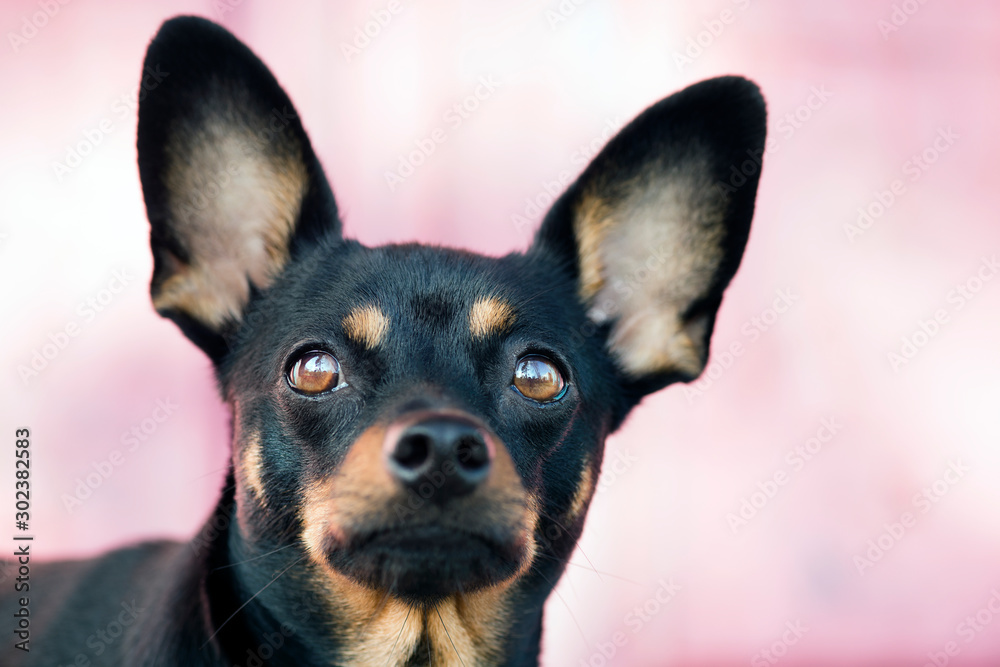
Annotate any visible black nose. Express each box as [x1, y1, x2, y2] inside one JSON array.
[[385, 417, 493, 503]]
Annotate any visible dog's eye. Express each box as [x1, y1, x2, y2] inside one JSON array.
[[288, 350, 341, 395], [512, 355, 566, 402]]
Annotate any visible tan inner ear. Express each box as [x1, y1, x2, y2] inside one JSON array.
[[153, 104, 309, 331], [573, 160, 726, 379]]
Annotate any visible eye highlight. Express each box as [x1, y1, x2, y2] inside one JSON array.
[[512, 355, 566, 403], [287, 350, 341, 395]]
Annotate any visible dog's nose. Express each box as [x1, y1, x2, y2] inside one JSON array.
[[385, 416, 493, 503]]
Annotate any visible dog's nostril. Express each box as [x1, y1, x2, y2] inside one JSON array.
[[385, 416, 495, 502], [455, 435, 489, 472], [393, 433, 431, 470]]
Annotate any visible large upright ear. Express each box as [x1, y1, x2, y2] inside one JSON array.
[[532, 76, 766, 395], [137, 16, 338, 359]]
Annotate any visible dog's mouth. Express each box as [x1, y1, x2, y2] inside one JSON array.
[[320, 521, 531, 603], [298, 410, 539, 603]]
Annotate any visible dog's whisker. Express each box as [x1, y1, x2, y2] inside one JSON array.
[[383, 604, 411, 667], [534, 508, 605, 584], [435, 606, 466, 667], [531, 551, 644, 587], [535, 569, 591, 653], [200, 555, 306, 649], [564, 565, 581, 601], [189, 465, 232, 482], [210, 543, 297, 571]]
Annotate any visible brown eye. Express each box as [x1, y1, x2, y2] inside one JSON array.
[[512, 355, 566, 402], [288, 350, 341, 395]]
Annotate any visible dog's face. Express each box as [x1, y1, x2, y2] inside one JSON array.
[[137, 16, 764, 661], [226, 243, 609, 597]]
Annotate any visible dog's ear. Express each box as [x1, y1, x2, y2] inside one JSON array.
[[532, 76, 766, 396], [137, 16, 338, 359]]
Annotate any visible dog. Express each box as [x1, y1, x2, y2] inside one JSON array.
[[6, 15, 765, 667]]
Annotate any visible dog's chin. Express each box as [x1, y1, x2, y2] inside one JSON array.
[[322, 524, 529, 604]]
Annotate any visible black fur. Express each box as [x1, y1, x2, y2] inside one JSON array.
[[4, 16, 766, 666]]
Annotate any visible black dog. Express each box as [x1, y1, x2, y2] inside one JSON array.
[[7, 16, 765, 666]]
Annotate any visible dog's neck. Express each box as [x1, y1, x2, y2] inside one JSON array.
[[199, 480, 553, 666]]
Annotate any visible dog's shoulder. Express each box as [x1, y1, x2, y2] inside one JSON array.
[[2, 540, 228, 666]]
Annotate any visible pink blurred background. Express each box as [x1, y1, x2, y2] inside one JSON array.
[[2, 0, 999, 665]]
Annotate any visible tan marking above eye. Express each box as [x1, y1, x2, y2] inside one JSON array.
[[288, 350, 340, 394], [512, 355, 566, 402], [469, 296, 515, 338], [342, 304, 389, 349]]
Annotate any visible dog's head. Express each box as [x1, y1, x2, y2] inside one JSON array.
[[137, 15, 764, 661]]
